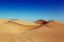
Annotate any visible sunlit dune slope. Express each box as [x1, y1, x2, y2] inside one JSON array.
[[44, 20, 64, 29], [9, 20, 39, 25], [0, 18, 8, 24], [0, 19, 64, 42], [16, 20, 64, 42], [0, 20, 64, 42], [0, 19, 40, 33]]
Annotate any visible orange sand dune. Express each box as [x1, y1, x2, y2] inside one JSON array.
[[0, 18, 64, 42]]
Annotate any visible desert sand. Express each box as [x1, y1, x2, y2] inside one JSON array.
[[0, 18, 64, 42]]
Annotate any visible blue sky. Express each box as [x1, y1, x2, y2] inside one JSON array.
[[0, 0, 64, 21]]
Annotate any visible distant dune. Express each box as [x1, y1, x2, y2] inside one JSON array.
[[0, 18, 64, 42]]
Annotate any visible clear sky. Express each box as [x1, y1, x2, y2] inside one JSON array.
[[0, 0, 64, 21]]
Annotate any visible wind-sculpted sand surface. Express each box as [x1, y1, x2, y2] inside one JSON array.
[[0, 18, 64, 42]]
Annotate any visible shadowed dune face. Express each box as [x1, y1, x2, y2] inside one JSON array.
[[10, 19, 18, 20], [34, 19, 49, 25]]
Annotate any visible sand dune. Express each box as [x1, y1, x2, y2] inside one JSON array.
[[0, 19, 64, 42], [44, 20, 64, 29], [0, 19, 40, 33], [9, 20, 39, 25], [0, 18, 8, 24]]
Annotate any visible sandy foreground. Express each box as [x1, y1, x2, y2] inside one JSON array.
[[0, 18, 64, 42]]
